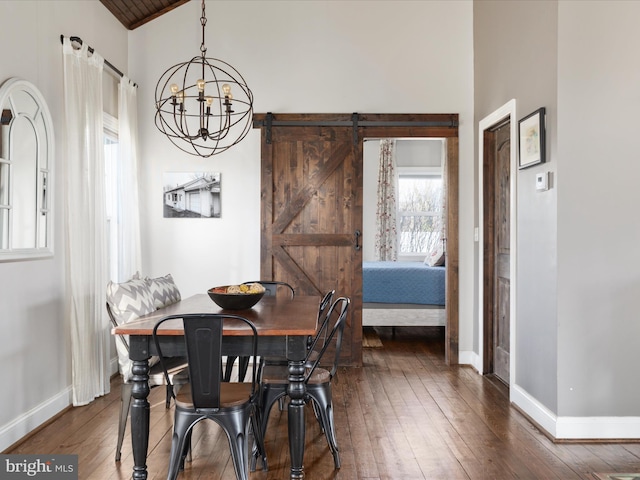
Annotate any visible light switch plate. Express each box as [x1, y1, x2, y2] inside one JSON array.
[[536, 172, 549, 191]]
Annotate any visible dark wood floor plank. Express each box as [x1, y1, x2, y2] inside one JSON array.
[[327, 372, 362, 478], [363, 347, 435, 479], [583, 443, 640, 474], [346, 362, 388, 479], [380, 342, 470, 479]]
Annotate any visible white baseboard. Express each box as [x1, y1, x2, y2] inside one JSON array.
[[512, 384, 640, 440], [0, 387, 72, 452], [458, 349, 481, 372], [555, 416, 640, 439], [456, 361, 640, 440], [110, 356, 119, 376], [511, 384, 559, 436], [1, 358, 121, 452]]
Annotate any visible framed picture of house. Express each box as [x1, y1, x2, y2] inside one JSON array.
[[163, 172, 221, 218], [518, 107, 546, 169]]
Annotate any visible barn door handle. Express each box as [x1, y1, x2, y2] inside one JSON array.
[[354, 230, 361, 251]]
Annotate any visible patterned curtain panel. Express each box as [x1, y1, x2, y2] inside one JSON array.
[[374, 139, 397, 261]]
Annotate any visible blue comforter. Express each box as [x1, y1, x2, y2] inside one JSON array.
[[363, 261, 445, 305]]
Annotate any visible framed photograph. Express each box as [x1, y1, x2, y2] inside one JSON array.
[[518, 107, 546, 169], [163, 172, 221, 218]]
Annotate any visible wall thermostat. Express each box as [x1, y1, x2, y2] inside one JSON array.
[[536, 172, 549, 191]]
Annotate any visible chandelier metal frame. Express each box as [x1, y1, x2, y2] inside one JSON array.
[[154, 0, 254, 157]]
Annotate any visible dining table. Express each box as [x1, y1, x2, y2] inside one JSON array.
[[111, 292, 320, 480]]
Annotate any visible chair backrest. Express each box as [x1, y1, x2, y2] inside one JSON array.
[[244, 280, 295, 299], [106, 301, 129, 354], [308, 289, 335, 350], [318, 289, 335, 321], [153, 313, 259, 409], [305, 296, 350, 382]]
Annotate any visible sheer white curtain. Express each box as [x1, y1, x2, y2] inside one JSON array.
[[62, 37, 110, 406], [374, 139, 397, 261], [117, 77, 142, 282]]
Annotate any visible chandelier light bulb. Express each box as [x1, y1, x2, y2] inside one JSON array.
[[222, 83, 231, 97], [206, 96, 213, 106], [176, 90, 185, 103], [196, 79, 206, 92], [170, 83, 179, 95]]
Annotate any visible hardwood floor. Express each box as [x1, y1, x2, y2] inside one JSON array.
[[7, 326, 640, 479]]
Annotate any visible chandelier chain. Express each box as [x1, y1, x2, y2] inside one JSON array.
[[200, 0, 207, 56]]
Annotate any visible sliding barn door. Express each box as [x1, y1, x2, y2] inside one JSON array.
[[256, 118, 363, 366]]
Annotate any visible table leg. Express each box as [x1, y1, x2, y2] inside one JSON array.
[[287, 359, 306, 479], [130, 358, 150, 480]]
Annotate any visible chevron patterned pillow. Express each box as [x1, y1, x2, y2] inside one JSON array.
[[106, 277, 156, 325], [106, 276, 157, 382], [146, 274, 181, 309]]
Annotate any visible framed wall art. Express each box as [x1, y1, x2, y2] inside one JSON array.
[[163, 172, 221, 218], [518, 107, 546, 169]]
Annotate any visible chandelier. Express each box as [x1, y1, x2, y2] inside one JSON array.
[[154, 0, 254, 158]]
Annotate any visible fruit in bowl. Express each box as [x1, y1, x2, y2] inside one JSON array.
[[207, 283, 266, 310]]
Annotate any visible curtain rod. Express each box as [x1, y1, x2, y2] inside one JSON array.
[[60, 35, 137, 87]]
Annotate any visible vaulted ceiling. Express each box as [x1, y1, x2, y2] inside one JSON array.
[[99, 0, 190, 30]]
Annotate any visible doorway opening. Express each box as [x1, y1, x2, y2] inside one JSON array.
[[362, 138, 447, 334], [253, 113, 460, 365]]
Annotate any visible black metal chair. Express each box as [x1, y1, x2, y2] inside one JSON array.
[[256, 296, 350, 470], [258, 289, 335, 411], [224, 281, 295, 382], [106, 302, 188, 462], [153, 313, 267, 480]]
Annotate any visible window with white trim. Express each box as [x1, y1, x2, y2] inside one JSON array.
[[397, 166, 443, 258]]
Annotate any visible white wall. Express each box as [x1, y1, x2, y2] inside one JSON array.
[[557, 1, 640, 418], [475, 0, 640, 439], [0, 1, 127, 451], [130, 0, 476, 353]]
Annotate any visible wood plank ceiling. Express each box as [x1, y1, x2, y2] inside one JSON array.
[[99, 0, 190, 30]]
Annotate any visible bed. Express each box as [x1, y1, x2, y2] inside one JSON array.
[[362, 261, 446, 328]]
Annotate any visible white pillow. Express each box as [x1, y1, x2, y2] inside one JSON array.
[[106, 276, 156, 325], [424, 234, 445, 267]]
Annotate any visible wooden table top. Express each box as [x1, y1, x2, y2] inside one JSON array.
[[112, 293, 320, 337]]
